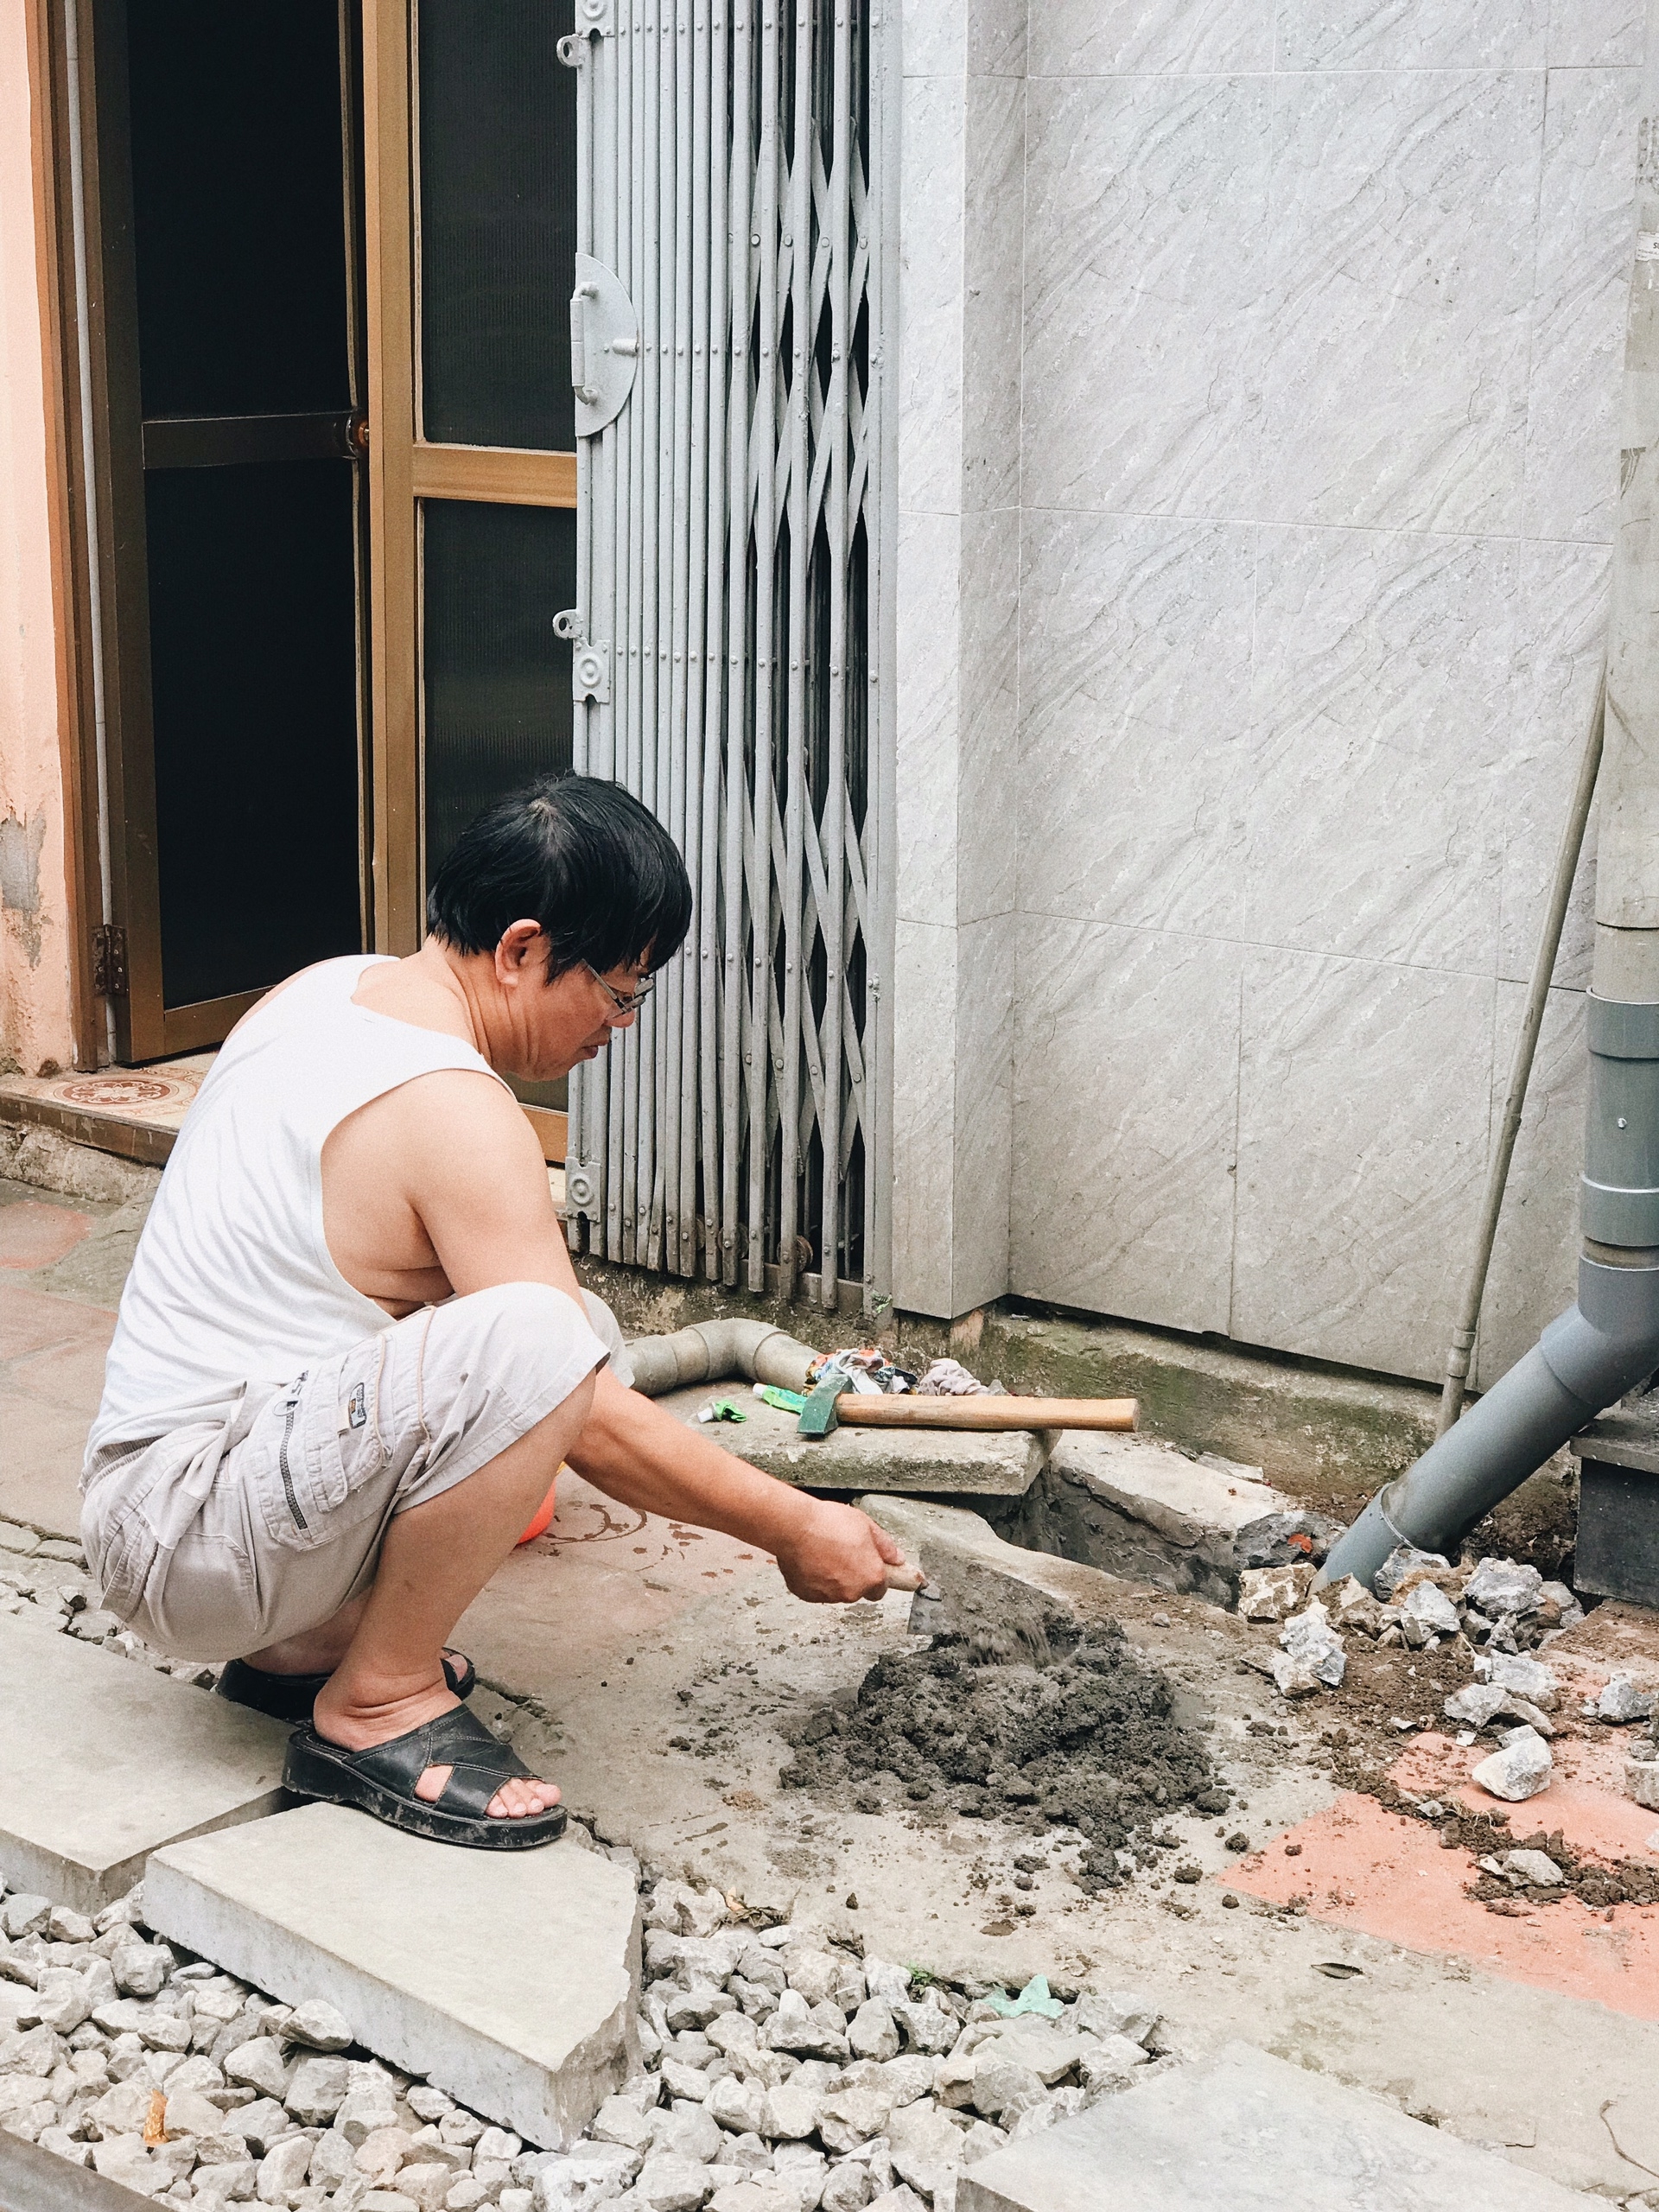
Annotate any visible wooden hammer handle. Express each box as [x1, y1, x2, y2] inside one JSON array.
[[837, 1395, 1139, 1433]]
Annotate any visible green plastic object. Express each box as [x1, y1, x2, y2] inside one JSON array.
[[983, 1974, 1064, 2020], [756, 1385, 808, 1414], [705, 1396, 747, 1423], [797, 1374, 850, 1438]]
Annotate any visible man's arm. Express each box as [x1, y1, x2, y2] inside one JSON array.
[[394, 1075, 907, 1602]]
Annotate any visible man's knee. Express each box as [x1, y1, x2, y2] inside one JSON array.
[[425, 1281, 607, 1414]]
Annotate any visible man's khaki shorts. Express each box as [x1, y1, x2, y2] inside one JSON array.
[[80, 1282, 613, 1663]]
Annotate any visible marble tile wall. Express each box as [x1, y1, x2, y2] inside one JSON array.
[[1004, 3, 1643, 1382], [890, 0, 1026, 1317]]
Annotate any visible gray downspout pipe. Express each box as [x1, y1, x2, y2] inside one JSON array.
[[1320, 24, 1659, 1590], [626, 1318, 822, 1397]]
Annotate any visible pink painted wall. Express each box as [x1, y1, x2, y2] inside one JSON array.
[[0, 7, 77, 1077]]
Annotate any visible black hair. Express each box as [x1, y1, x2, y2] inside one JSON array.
[[425, 774, 693, 978]]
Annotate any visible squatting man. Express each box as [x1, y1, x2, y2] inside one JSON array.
[[82, 776, 912, 1848]]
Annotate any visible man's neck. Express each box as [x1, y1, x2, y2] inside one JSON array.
[[357, 942, 500, 1061]]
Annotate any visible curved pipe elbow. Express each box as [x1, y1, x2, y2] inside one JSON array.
[[1319, 1255, 1659, 1592], [625, 1318, 819, 1397]]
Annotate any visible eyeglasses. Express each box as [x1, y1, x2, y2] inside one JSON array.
[[584, 961, 655, 1016]]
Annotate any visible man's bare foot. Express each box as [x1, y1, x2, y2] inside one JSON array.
[[312, 1670, 561, 1821]]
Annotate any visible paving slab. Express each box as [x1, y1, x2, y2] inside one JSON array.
[[0, 1611, 289, 1910], [996, 1431, 1298, 1607], [856, 1493, 1132, 1641], [657, 1384, 1047, 1494], [144, 1802, 642, 2149], [957, 2042, 1599, 2211]]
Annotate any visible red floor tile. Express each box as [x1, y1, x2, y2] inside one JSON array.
[[0, 1202, 92, 1272], [1228, 1727, 1659, 2018]]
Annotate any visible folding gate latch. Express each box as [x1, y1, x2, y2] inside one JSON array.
[[569, 253, 638, 438], [554, 608, 611, 703]]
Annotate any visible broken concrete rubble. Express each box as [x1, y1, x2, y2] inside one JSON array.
[[1278, 1601, 1345, 1688], [1471, 1726, 1553, 1803], [1236, 1564, 1312, 1622]]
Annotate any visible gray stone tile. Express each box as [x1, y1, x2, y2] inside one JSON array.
[[1231, 949, 1494, 1381], [899, 75, 966, 518], [1274, 0, 1546, 71], [1476, 982, 1586, 1388], [958, 2039, 1601, 2210], [1258, 71, 1541, 534], [1030, 0, 1272, 76], [970, 0, 1028, 76], [1009, 916, 1241, 1335], [1524, 65, 1638, 545], [963, 73, 1026, 516], [1497, 539, 1607, 990], [893, 918, 960, 1315], [958, 506, 1021, 927], [903, 0, 966, 74], [1243, 524, 1516, 972], [1022, 75, 1272, 519], [0, 1612, 288, 1911], [1019, 512, 1253, 938], [950, 916, 1016, 1311], [145, 1803, 641, 2151], [897, 508, 963, 929], [1548, 0, 1644, 64]]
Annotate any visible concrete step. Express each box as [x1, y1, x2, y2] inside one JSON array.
[[0, 1611, 288, 1910], [143, 1801, 641, 2150], [658, 1384, 1046, 1494], [957, 2042, 1599, 2211]]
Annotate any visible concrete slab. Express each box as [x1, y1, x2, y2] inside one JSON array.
[[994, 1432, 1297, 1608], [856, 1493, 1132, 1641], [957, 2042, 1599, 2211], [657, 1385, 1046, 1494], [144, 1802, 641, 2150], [0, 1611, 289, 1910]]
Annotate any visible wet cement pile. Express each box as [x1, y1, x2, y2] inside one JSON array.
[[779, 1615, 1229, 1881]]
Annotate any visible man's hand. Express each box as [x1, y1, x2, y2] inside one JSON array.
[[772, 1499, 906, 1603]]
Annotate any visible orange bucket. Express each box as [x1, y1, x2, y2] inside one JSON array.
[[516, 1467, 563, 1546]]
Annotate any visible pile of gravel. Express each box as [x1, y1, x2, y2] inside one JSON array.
[[778, 1619, 1229, 1889], [0, 1522, 214, 1688], [1, 1866, 1168, 2211]]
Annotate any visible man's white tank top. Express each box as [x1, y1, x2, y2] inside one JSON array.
[[86, 956, 509, 1466]]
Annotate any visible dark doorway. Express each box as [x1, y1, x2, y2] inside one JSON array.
[[90, 0, 367, 1057]]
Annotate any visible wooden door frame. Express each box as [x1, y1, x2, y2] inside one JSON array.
[[362, 0, 574, 1159], [40, 0, 372, 1064]]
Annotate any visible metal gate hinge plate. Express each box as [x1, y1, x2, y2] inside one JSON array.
[[92, 924, 127, 999], [570, 253, 639, 438]]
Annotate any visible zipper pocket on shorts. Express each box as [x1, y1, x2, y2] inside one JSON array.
[[278, 1376, 309, 1533]]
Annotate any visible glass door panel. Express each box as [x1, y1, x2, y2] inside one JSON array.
[[415, 0, 577, 450], [420, 499, 575, 880]]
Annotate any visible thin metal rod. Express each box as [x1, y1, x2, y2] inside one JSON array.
[[721, 0, 753, 1288], [776, 0, 812, 1303], [697, 0, 731, 1281], [1436, 664, 1607, 1434], [746, 0, 781, 1294], [817, 0, 852, 1306]]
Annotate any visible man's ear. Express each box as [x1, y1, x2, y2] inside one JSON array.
[[494, 919, 546, 984]]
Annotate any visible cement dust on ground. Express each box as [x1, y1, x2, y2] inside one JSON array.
[[459, 1507, 1659, 2201]]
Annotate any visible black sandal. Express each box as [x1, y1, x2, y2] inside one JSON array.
[[216, 1649, 476, 1723], [283, 1705, 567, 1849]]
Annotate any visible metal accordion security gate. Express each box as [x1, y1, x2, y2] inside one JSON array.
[[557, 0, 895, 1312]]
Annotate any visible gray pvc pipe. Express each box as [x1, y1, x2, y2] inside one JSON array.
[[1323, 1256, 1659, 1587], [626, 1317, 819, 1397]]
